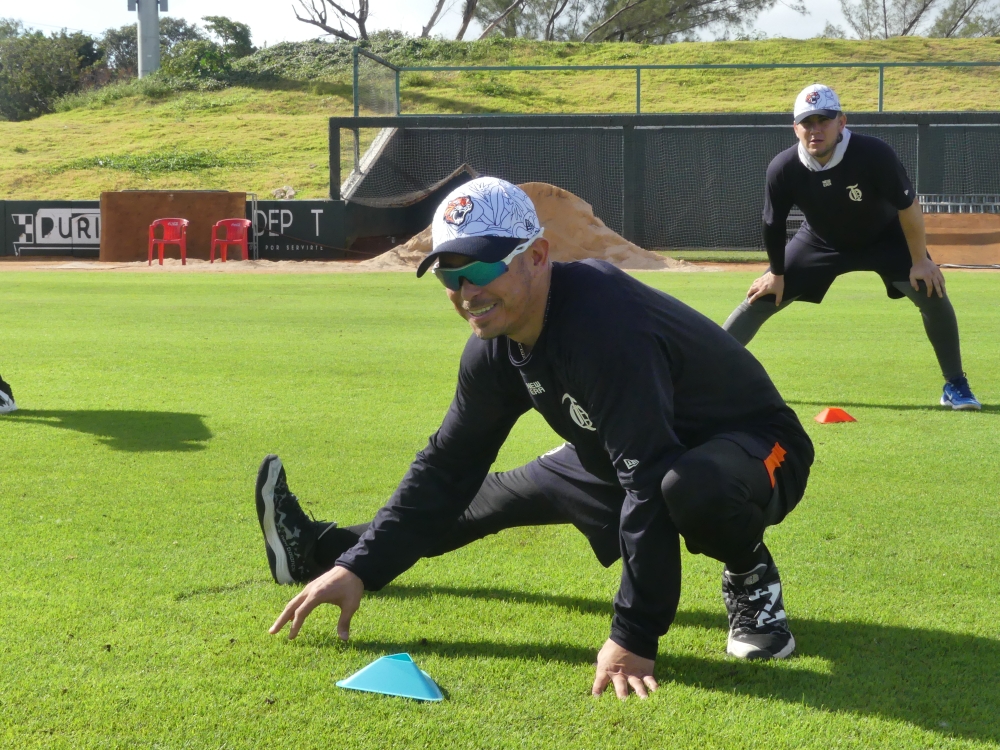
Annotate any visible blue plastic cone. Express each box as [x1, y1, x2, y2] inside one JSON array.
[[336, 653, 444, 701]]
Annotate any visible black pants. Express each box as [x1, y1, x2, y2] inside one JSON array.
[[313, 438, 805, 576], [723, 227, 965, 381]]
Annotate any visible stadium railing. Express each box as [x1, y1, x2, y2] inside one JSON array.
[[353, 50, 1000, 116]]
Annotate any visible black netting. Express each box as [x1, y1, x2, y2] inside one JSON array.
[[637, 125, 917, 249], [336, 118, 997, 249], [637, 126, 792, 249], [937, 126, 1000, 194], [343, 127, 625, 233], [356, 53, 396, 116]]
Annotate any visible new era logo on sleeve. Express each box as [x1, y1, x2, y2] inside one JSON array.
[[525, 381, 545, 395], [623, 458, 639, 470]]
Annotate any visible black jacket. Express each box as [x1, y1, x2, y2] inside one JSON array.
[[337, 260, 812, 657]]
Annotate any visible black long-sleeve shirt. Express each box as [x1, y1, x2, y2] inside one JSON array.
[[763, 133, 916, 274], [337, 259, 811, 658]]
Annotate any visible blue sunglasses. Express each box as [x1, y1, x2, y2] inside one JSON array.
[[431, 231, 542, 291]]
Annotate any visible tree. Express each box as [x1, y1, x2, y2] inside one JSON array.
[[101, 23, 139, 77], [456, 0, 479, 39], [159, 16, 205, 51], [841, 0, 935, 37], [161, 39, 230, 78], [926, 0, 1000, 34], [0, 28, 103, 120], [293, 0, 369, 41], [580, 0, 787, 43], [422, 0, 450, 36], [470, 0, 782, 41], [473, 0, 532, 37], [816, 20, 848, 36], [0, 18, 23, 40], [202, 15, 256, 58]]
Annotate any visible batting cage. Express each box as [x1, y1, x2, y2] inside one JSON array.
[[330, 113, 1000, 251]]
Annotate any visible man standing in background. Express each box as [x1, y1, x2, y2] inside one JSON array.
[[723, 84, 981, 411]]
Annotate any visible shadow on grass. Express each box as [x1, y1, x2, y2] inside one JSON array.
[[341, 586, 1000, 741], [4, 409, 212, 451], [788, 399, 999, 414], [373, 583, 612, 617]]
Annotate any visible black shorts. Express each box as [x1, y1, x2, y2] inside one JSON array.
[[521, 436, 810, 566], [779, 224, 917, 303]]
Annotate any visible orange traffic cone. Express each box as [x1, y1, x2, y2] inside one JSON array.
[[815, 407, 856, 424]]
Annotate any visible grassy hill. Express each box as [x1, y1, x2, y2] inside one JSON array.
[[2, 36, 1000, 200]]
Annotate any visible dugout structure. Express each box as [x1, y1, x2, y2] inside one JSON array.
[[329, 112, 1000, 251]]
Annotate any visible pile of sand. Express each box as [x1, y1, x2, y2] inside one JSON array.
[[359, 182, 693, 272]]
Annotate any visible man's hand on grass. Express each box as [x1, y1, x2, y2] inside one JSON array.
[[747, 271, 785, 306], [592, 638, 658, 700], [269, 565, 364, 641], [910, 257, 946, 298]]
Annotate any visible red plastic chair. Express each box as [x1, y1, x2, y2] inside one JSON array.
[[210, 218, 252, 263], [148, 218, 189, 266]]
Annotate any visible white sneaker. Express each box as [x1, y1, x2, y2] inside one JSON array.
[[0, 391, 16, 414]]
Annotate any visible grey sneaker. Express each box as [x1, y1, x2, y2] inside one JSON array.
[[722, 552, 795, 660], [255, 455, 327, 584]]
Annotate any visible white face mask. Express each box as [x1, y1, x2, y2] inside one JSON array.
[[797, 127, 852, 172]]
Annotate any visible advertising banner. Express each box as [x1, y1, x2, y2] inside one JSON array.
[[2, 200, 348, 259], [249, 201, 346, 259], [4, 201, 101, 257]]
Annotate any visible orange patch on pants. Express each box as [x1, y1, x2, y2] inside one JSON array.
[[764, 442, 787, 488]]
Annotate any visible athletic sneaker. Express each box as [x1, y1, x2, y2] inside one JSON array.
[[941, 375, 982, 411], [723, 553, 795, 660], [255, 454, 334, 585], [0, 377, 16, 414]]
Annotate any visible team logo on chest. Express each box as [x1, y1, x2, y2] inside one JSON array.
[[847, 184, 863, 202], [562, 393, 596, 431]]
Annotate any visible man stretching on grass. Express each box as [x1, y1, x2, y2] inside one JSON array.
[[723, 84, 981, 410], [261, 177, 814, 699]]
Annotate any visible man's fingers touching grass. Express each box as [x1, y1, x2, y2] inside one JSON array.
[[269, 591, 308, 637]]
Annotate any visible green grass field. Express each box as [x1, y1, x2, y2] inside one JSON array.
[[0, 268, 997, 748]]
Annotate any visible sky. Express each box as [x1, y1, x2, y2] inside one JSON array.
[[0, 0, 851, 44]]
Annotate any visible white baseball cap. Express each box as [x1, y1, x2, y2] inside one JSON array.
[[793, 84, 843, 124], [416, 177, 542, 278]]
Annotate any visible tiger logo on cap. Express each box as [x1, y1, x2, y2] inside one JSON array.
[[443, 196, 473, 226], [806, 91, 821, 105]]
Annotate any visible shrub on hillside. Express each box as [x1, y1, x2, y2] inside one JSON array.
[[161, 39, 231, 80]]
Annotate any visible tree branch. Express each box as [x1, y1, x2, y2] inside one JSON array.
[[583, 0, 652, 42], [293, 0, 358, 41], [456, 0, 478, 39], [478, 0, 528, 38], [545, 0, 571, 40], [943, 0, 981, 35], [422, 0, 449, 37], [899, 0, 940, 34]]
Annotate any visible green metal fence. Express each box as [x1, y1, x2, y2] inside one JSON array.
[[352, 47, 1000, 115]]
